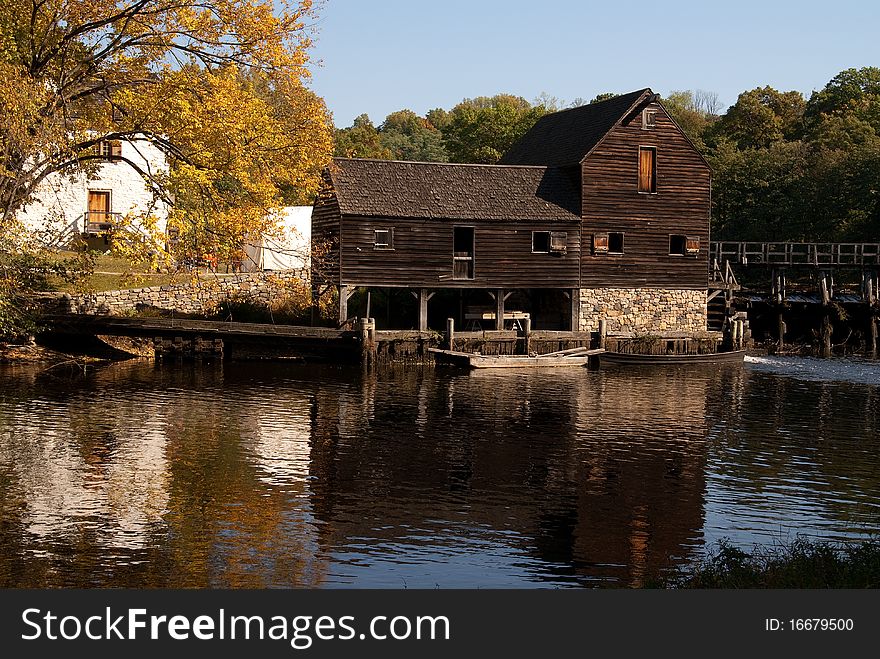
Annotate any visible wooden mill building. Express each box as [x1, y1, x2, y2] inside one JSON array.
[[312, 88, 711, 334]]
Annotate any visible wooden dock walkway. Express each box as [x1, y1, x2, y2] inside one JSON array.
[[711, 241, 880, 268]]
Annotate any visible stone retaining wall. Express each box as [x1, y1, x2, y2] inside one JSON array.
[[579, 288, 707, 333], [65, 271, 307, 315]]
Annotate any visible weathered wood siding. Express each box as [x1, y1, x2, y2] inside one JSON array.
[[338, 216, 581, 288], [580, 100, 711, 289], [311, 182, 341, 286]]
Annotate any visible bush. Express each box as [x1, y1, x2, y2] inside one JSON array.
[[659, 538, 880, 588]]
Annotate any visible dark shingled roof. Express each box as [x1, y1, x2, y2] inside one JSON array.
[[330, 158, 581, 222], [499, 89, 650, 166]]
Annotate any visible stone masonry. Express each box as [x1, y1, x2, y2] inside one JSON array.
[[64, 271, 307, 315], [579, 288, 707, 334]]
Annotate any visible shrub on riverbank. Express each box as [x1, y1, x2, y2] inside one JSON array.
[[662, 538, 880, 588]]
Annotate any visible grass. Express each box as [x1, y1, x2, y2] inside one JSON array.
[[46, 251, 207, 293], [659, 538, 880, 588]]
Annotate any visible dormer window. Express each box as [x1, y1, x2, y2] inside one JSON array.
[[642, 109, 657, 129]]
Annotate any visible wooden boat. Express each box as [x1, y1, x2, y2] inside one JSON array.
[[429, 347, 604, 369], [599, 349, 746, 366]]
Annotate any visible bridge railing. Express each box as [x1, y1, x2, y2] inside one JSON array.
[[711, 242, 880, 267]]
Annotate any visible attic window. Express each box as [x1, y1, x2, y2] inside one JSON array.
[[638, 146, 656, 193], [642, 109, 657, 129], [374, 228, 393, 250], [99, 140, 122, 161]]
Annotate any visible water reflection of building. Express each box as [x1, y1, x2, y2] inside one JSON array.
[[0, 362, 329, 587], [307, 367, 712, 587], [0, 395, 169, 550]]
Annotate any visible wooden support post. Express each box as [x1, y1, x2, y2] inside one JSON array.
[[446, 317, 455, 351], [570, 288, 581, 332], [495, 288, 505, 331], [598, 318, 607, 349], [338, 285, 352, 326], [822, 313, 833, 359], [820, 271, 832, 306], [871, 316, 878, 360], [418, 288, 429, 331], [864, 271, 876, 305], [777, 308, 786, 353], [773, 269, 786, 305], [522, 316, 532, 355], [820, 271, 832, 358], [359, 317, 376, 368]]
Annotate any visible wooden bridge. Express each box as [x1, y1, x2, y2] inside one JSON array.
[[710, 242, 880, 268], [707, 242, 879, 357]]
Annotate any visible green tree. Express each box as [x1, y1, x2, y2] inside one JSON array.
[[379, 110, 448, 162], [334, 115, 392, 159], [713, 86, 806, 149], [805, 67, 880, 132], [441, 94, 547, 164], [662, 90, 721, 150]]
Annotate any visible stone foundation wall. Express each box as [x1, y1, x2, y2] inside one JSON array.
[[65, 270, 307, 315], [578, 288, 707, 333]]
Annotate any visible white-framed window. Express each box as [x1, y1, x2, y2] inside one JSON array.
[[642, 109, 657, 129]]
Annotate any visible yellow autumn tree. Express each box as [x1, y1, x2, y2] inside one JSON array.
[[0, 0, 332, 267]]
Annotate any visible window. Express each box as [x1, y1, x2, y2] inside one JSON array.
[[593, 232, 624, 255], [669, 234, 699, 256], [532, 231, 550, 253], [99, 140, 122, 161], [374, 228, 393, 250], [638, 146, 656, 193], [608, 232, 625, 254], [550, 231, 567, 254], [453, 226, 474, 280], [532, 231, 567, 254], [642, 109, 657, 129]]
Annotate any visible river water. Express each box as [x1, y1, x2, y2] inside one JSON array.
[[0, 356, 877, 588]]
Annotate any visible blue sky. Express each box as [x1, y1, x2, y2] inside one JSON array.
[[308, 0, 879, 128]]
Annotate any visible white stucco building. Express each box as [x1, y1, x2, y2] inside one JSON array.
[[17, 135, 170, 248]]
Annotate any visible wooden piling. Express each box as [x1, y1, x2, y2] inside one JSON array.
[[777, 309, 786, 353], [446, 317, 455, 351], [820, 272, 833, 358], [522, 316, 532, 355], [598, 318, 607, 349], [871, 315, 878, 360], [359, 317, 376, 368]]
